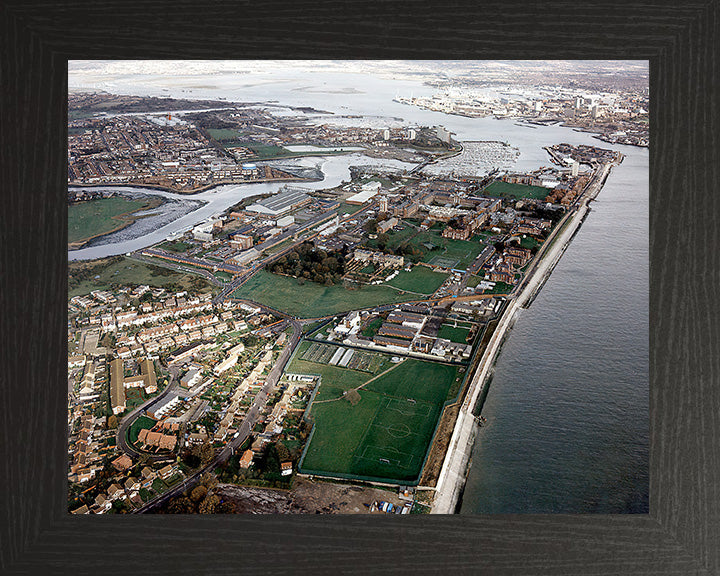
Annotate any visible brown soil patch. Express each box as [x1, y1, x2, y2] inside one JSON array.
[[215, 477, 407, 514], [419, 403, 460, 487]]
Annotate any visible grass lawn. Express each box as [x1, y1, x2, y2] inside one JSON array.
[[304, 320, 331, 337], [338, 202, 364, 216], [484, 281, 514, 294], [361, 317, 384, 338], [466, 275, 486, 288], [438, 324, 471, 344], [125, 387, 149, 410], [231, 270, 428, 318], [365, 225, 417, 251], [165, 473, 184, 487], [151, 478, 168, 494], [127, 415, 157, 445], [68, 197, 150, 245], [299, 359, 460, 483], [263, 238, 294, 255], [385, 266, 447, 295], [518, 236, 542, 250], [68, 257, 213, 300], [207, 128, 248, 141], [286, 341, 390, 401], [160, 240, 193, 253], [482, 180, 549, 200]]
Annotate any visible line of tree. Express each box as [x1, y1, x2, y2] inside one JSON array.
[[269, 241, 348, 286], [163, 473, 236, 514]]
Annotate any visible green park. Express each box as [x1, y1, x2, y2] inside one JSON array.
[[482, 180, 550, 200], [231, 269, 442, 318]]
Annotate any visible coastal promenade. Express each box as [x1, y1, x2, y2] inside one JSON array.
[[431, 161, 615, 513]]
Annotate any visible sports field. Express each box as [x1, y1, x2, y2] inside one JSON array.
[[298, 357, 461, 483], [482, 180, 549, 200], [231, 270, 427, 318], [68, 197, 150, 245], [385, 266, 447, 295]]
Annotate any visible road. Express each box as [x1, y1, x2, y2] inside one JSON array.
[[133, 318, 302, 513]]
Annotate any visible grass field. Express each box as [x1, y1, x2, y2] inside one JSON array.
[[412, 231, 485, 269], [159, 240, 193, 253], [518, 236, 542, 250], [299, 358, 460, 483], [127, 415, 157, 445], [68, 197, 150, 245], [365, 225, 417, 251], [385, 266, 447, 295], [287, 341, 391, 401], [68, 257, 213, 300], [482, 180, 549, 200], [337, 202, 364, 216], [438, 324, 471, 344], [231, 270, 427, 318], [207, 130, 290, 158], [361, 317, 384, 338], [206, 128, 248, 141], [484, 281, 514, 294]]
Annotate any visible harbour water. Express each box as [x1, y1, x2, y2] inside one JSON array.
[[69, 63, 648, 513], [460, 149, 649, 513]]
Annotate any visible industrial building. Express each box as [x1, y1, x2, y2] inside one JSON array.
[[245, 186, 311, 215], [230, 234, 253, 251], [346, 181, 382, 205]]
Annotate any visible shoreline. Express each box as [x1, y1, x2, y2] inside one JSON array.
[[68, 173, 317, 196], [431, 162, 615, 514]]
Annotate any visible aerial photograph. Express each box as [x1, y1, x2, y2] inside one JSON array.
[[67, 60, 648, 515]]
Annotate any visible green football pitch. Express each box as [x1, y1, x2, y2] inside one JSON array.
[[297, 356, 461, 483]]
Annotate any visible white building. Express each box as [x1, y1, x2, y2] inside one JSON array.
[[192, 224, 214, 242], [276, 215, 295, 228], [333, 311, 361, 335]]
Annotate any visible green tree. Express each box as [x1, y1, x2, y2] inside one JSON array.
[[217, 500, 237, 514], [276, 442, 290, 462], [190, 485, 208, 503], [167, 495, 195, 514], [198, 493, 220, 514], [200, 472, 218, 490], [199, 441, 215, 465]]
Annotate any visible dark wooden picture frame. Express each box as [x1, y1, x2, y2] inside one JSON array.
[[2, 1, 718, 574]]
